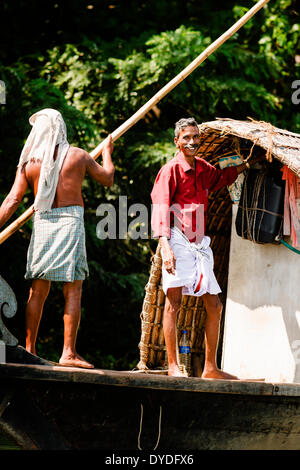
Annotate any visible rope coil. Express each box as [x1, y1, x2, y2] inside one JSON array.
[[239, 170, 283, 243]]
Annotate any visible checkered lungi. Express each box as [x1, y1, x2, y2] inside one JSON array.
[[25, 206, 89, 282], [161, 227, 221, 297]]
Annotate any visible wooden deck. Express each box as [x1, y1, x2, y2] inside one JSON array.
[[2, 361, 300, 397]]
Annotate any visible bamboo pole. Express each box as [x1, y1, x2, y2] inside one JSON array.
[[0, 0, 270, 244], [0, 206, 34, 243]]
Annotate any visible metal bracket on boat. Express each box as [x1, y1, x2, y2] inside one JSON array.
[[0, 275, 18, 347]]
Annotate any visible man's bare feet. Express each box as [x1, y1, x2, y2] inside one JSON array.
[[168, 364, 188, 377], [201, 368, 238, 380], [26, 347, 37, 356], [59, 353, 94, 369]]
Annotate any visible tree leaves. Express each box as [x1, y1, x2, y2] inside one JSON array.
[[0, 0, 299, 367]]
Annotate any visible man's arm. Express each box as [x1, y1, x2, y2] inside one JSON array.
[[159, 236, 176, 275], [86, 135, 115, 187], [204, 159, 257, 192], [236, 156, 263, 174], [236, 162, 250, 174], [151, 165, 177, 275], [0, 165, 29, 229]]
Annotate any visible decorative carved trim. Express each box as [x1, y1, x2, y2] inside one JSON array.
[[0, 275, 18, 346]]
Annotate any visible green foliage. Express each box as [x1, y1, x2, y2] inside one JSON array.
[[0, 0, 299, 369]]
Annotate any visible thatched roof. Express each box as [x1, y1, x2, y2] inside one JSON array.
[[198, 118, 300, 177]]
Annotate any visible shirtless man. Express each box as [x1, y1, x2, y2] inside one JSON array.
[[0, 108, 114, 368]]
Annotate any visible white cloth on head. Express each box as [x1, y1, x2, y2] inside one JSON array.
[[161, 227, 221, 297], [18, 108, 70, 213]]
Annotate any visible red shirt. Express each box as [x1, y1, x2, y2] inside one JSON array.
[[151, 151, 238, 242]]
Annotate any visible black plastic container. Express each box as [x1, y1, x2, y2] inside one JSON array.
[[236, 165, 285, 243]]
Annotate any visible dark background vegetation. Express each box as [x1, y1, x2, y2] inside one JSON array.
[[0, 0, 299, 369]]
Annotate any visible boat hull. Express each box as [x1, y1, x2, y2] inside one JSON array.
[[1, 362, 300, 450]]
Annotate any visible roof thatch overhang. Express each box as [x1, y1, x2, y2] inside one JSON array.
[[198, 118, 300, 177]]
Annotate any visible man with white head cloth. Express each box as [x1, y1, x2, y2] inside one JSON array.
[[0, 108, 114, 368]]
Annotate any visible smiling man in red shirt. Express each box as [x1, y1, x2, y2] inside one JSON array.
[[151, 117, 249, 378]]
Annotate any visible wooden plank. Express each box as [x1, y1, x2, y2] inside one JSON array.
[[272, 383, 300, 397], [0, 362, 281, 396]]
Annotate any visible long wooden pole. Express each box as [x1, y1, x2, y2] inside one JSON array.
[[0, 0, 270, 244]]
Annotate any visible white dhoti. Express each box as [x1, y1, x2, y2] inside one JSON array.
[[161, 227, 221, 297]]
